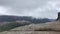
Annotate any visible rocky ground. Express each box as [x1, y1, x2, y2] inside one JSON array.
[[0, 20, 60, 34], [0, 31, 60, 34]]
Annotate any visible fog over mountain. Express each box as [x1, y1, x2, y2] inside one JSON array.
[[0, 15, 54, 23], [0, 0, 60, 19]]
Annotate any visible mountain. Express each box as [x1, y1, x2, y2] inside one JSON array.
[[0, 15, 54, 23], [11, 12, 60, 31], [0, 15, 55, 31]]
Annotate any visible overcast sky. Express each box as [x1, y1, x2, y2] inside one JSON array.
[[0, 0, 60, 19]]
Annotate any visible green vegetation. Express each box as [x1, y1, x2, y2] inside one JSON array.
[[0, 22, 31, 32]]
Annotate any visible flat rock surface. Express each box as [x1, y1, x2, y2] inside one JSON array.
[[0, 31, 60, 34]]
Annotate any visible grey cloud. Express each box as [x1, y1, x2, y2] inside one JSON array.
[[0, 0, 49, 13], [0, 0, 59, 19]]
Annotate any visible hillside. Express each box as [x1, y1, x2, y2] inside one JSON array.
[[0, 12, 60, 34], [0, 20, 60, 34], [11, 21, 60, 31], [0, 15, 53, 32], [5, 12, 60, 34], [11, 12, 60, 31], [0, 19, 59, 34]]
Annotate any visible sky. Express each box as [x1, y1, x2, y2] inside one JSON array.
[[0, 0, 60, 19]]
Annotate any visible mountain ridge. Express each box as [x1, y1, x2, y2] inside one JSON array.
[[0, 15, 53, 23]]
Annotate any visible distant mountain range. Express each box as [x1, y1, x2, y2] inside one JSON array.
[[0, 15, 55, 31], [0, 15, 55, 23]]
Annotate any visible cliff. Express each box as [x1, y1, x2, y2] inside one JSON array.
[[56, 12, 60, 20]]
